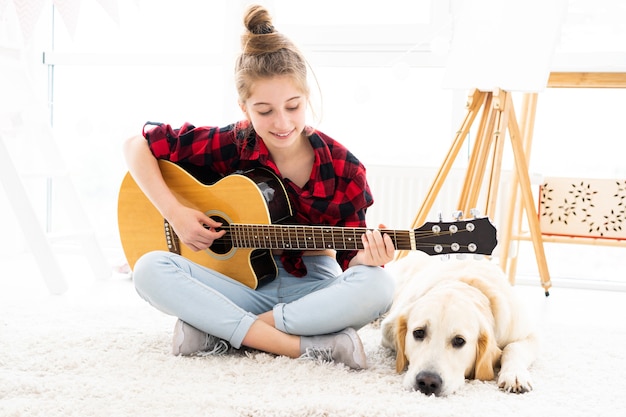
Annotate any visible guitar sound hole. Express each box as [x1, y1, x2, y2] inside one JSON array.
[[208, 215, 232, 255]]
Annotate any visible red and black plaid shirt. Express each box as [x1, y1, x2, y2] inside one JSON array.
[[143, 120, 373, 277]]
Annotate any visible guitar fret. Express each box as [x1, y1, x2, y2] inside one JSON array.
[[256, 224, 263, 248], [244, 225, 251, 248], [299, 226, 305, 249], [286, 226, 292, 249], [239, 225, 245, 247], [293, 226, 300, 249], [250, 225, 255, 247], [301, 226, 309, 249], [292, 225, 299, 249], [231, 225, 238, 247], [347, 229, 355, 249], [291, 226, 297, 249], [260, 225, 267, 248], [259, 224, 267, 248], [247, 225, 252, 247], [279, 226, 286, 249], [308, 227, 315, 249], [237, 225, 243, 247], [311, 227, 319, 249], [256, 225, 262, 248], [301, 226, 308, 249]]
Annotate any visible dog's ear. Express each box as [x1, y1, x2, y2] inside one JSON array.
[[473, 329, 502, 381], [394, 314, 409, 373]]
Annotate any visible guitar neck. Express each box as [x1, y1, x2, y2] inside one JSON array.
[[224, 222, 487, 255]]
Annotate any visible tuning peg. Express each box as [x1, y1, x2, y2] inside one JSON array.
[[440, 254, 451, 262], [470, 208, 481, 218], [456, 254, 467, 260], [452, 210, 463, 220], [438, 212, 443, 222]]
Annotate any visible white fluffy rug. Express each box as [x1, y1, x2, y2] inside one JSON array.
[[2, 269, 626, 417]]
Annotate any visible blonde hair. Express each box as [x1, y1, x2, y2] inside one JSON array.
[[234, 4, 310, 103]]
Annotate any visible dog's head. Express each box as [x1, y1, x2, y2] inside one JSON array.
[[393, 281, 502, 397]]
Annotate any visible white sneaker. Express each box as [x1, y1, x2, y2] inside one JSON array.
[[299, 328, 368, 370], [172, 319, 230, 356]]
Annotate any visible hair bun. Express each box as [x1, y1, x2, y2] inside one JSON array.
[[244, 4, 275, 35]]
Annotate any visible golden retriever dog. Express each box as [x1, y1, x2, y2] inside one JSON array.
[[381, 252, 538, 396]]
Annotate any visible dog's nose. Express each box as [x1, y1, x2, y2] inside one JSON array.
[[415, 371, 442, 396]]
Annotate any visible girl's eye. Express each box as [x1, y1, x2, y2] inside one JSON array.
[[257, 105, 298, 116]]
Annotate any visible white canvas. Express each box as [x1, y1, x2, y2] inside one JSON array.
[[443, 0, 567, 92]]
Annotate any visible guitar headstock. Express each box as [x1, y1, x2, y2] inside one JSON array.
[[414, 217, 497, 256]]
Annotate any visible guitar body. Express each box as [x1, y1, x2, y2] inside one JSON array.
[[118, 160, 292, 289]]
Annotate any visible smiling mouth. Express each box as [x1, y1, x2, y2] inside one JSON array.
[[273, 129, 294, 138]]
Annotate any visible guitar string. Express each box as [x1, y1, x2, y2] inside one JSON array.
[[215, 225, 473, 237], [215, 224, 472, 236]]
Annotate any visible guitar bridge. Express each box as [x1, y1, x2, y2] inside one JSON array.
[[164, 220, 181, 255]]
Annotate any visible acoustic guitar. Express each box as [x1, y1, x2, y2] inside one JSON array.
[[117, 160, 498, 289]]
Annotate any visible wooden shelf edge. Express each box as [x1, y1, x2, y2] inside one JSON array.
[[512, 232, 626, 247], [548, 72, 626, 88]]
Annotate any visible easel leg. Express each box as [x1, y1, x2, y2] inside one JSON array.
[[457, 92, 495, 213], [484, 91, 509, 219], [499, 93, 538, 284], [505, 94, 552, 295]]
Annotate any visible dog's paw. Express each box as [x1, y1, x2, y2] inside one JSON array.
[[497, 369, 533, 394]]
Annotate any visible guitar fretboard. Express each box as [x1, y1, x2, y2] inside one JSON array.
[[224, 223, 478, 253]]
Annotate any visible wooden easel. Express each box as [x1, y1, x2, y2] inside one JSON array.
[[396, 88, 552, 295], [503, 72, 626, 287]]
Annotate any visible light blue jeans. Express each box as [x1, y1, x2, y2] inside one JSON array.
[[133, 251, 395, 349]]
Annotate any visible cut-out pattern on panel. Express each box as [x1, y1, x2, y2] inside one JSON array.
[[539, 178, 626, 239]]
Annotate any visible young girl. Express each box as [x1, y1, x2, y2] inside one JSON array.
[[123, 4, 395, 370]]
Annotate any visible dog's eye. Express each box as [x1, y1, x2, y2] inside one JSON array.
[[452, 336, 466, 348], [413, 329, 426, 341]]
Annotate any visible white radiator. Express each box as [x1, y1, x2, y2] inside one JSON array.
[[365, 165, 468, 230]]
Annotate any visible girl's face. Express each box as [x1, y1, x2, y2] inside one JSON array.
[[240, 75, 307, 153]]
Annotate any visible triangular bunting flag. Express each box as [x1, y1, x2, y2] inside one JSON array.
[[52, 0, 81, 38], [12, 0, 46, 44]]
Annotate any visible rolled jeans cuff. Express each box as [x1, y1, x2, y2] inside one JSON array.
[[272, 303, 288, 334], [230, 312, 257, 349]]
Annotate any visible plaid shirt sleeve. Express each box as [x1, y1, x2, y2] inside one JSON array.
[[142, 121, 242, 175]]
